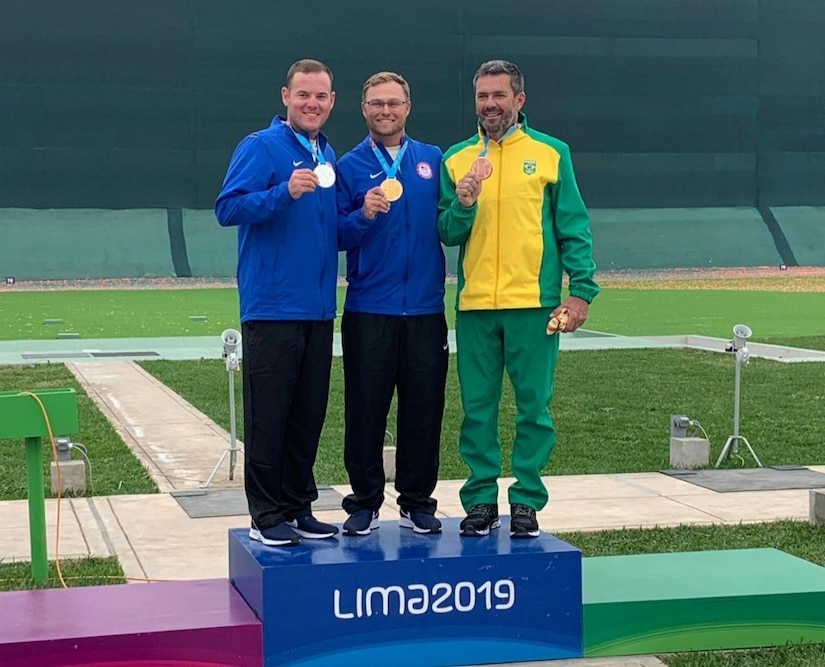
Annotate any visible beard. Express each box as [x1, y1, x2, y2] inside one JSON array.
[[479, 108, 517, 138], [368, 119, 404, 138]]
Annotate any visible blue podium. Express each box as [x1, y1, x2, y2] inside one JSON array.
[[229, 518, 582, 667]]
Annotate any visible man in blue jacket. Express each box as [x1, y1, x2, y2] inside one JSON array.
[[336, 72, 448, 536], [215, 59, 340, 547]]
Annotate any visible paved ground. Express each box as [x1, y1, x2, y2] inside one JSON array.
[[3, 332, 824, 667]]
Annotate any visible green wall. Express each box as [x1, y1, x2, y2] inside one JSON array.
[[3, 207, 821, 280], [2, 0, 824, 211], [2, 1, 824, 278]]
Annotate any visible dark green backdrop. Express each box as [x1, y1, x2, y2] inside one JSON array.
[[2, 0, 824, 210]]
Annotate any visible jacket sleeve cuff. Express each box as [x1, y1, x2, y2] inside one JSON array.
[[569, 288, 597, 304]]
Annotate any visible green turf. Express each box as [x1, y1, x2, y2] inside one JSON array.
[[0, 365, 158, 501], [2, 285, 824, 341], [586, 289, 825, 338], [663, 645, 825, 667], [0, 289, 242, 340], [139, 344, 825, 484], [0, 556, 125, 590]]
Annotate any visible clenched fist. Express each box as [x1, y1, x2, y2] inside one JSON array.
[[362, 186, 391, 220], [288, 169, 320, 200], [456, 173, 482, 208]]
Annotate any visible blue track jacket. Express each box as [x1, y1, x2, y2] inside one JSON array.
[[215, 116, 338, 323], [336, 136, 445, 316]]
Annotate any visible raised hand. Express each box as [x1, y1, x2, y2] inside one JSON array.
[[288, 169, 320, 200], [456, 173, 482, 208], [362, 186, 391, 220]]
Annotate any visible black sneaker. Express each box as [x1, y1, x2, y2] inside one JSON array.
[[510, 503, 540, 538], [286, 515, 339, 539], [343, 509, 379, 536], [399, 510, 442, 534], [249, 520, 301, 547], [459, 504, 500, 537]]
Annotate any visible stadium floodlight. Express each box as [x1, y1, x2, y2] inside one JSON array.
[[715, 324, 763, 468], [204, 329, 243, 487]]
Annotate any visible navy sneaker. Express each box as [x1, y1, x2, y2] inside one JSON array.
[[399, 510, 442, 534], [510, 503, 540, 538], [249, 520, 300, 547], [459, 504, 501, 537], [286, 515, 339, 539], [343, 509, 379, 536]]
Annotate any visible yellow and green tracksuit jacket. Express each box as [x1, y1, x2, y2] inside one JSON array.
[[438, 114, 599, 311]]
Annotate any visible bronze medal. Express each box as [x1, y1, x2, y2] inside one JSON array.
[[470, 157, 493, 180], [546, 308, 570, 336], [380, 178, 404, 202]]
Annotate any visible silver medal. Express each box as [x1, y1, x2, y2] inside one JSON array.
[[314, 163, 336, 188]]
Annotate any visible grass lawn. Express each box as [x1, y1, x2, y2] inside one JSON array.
[[0, 557, 125, 591], [663, 644, 825, 666], [0, 364, 158, 501], [140, 343, 825, 484], [2, 282, 824, 341]]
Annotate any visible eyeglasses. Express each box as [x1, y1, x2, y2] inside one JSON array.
[[363, 99, 408, 110]]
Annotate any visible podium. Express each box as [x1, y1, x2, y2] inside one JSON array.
[[229, 518, 582, 667]]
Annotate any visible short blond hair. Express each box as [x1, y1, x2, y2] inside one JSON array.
[[362, 71, 411, 101]]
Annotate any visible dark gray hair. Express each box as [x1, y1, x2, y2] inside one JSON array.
[[472, 60, 524, 95]]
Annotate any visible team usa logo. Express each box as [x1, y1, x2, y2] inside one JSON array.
[[416, 161, 434, 179]]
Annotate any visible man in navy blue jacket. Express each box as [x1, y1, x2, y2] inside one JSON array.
[[216, 59, 340, 547], [336, 72, 448, 536]]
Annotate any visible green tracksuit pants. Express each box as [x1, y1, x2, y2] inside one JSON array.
[[456, 308, 560, 511]]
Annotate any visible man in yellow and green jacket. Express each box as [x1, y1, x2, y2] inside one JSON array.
[[438, 59, 599, 539]]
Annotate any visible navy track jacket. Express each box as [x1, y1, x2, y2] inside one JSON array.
[[216, 116, 338, 323], [336, 136, 446, 316]]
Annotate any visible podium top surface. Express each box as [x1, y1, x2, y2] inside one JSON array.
[[584, 548, 825, 603], [0, 579, 259, 644], [230, 518, 579, 568]]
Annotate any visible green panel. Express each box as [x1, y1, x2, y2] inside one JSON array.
[[590, 207, 780, 270], [464, 0, 758, 39], [577, 154, 757, 208], [771, 206, 825, 266], [584, 549, 825, 656], [5, 0, 825, 214], [182, 209, 236, 278], [759, 97, 825, 152], [544, 95, 757, 154], [759, 152, 825, 207], [0, 388, 79, 439], [0, 208, 173, 280]]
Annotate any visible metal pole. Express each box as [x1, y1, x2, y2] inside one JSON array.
[[731, 356, 741, 455], [24, 436, 49, 583], [228, 368, 238, 480]]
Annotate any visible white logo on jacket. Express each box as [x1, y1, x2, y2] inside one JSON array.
[[416, 162, 433, 179]]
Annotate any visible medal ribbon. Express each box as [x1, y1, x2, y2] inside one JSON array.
[[370, 139, 408, 179], [479, 123, 519, 158], [292, 129, 328, 166]]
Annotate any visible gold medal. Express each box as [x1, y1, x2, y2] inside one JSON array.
[[470, 157, 493, 180], [380, 178, 404, 202]]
